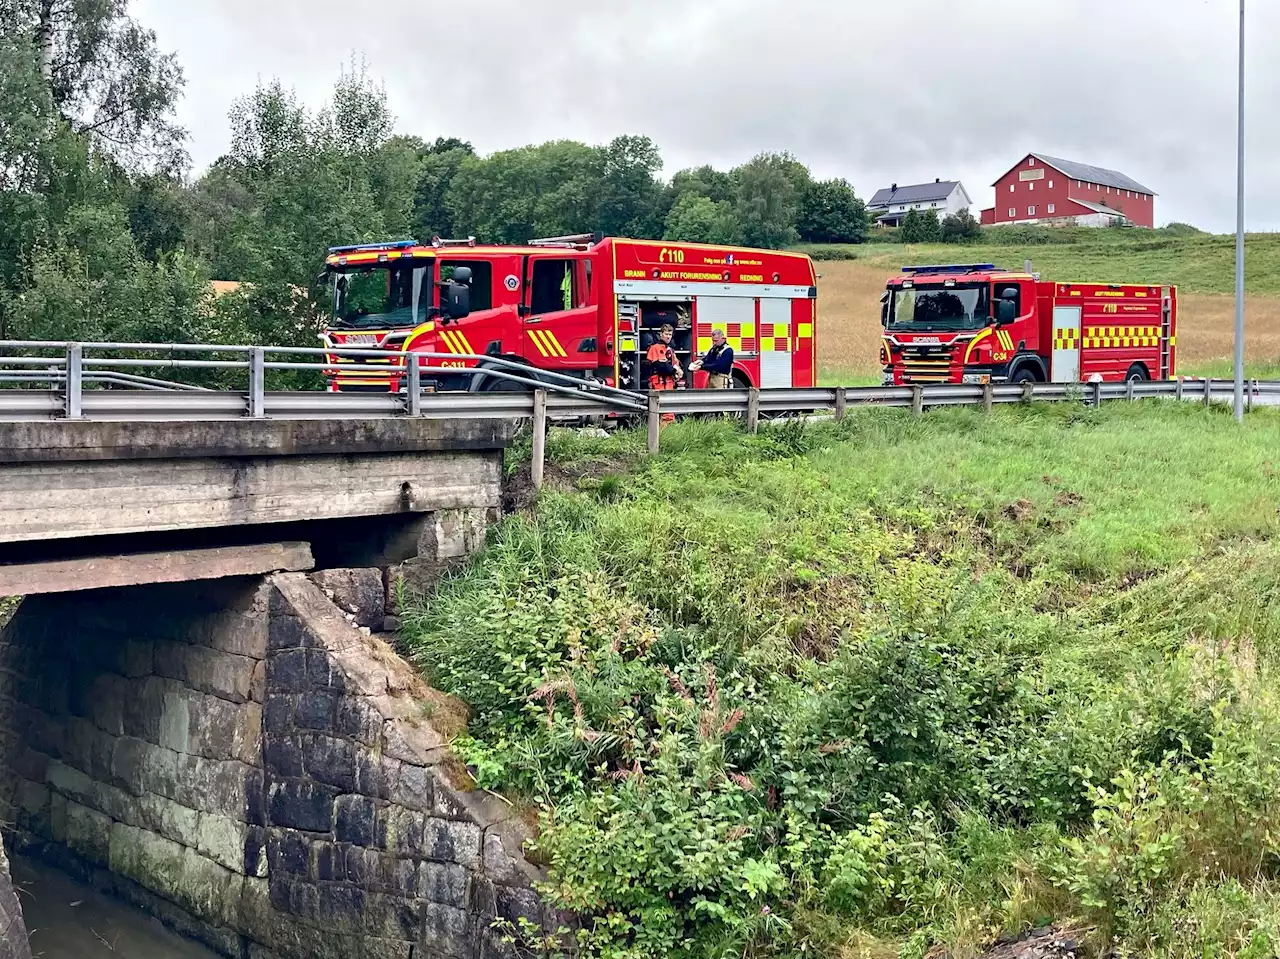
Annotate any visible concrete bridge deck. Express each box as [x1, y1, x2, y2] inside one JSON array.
[[0, 417, 512, 596]]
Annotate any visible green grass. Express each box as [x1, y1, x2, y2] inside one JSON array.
[[800, 227, 1280, 296], [402, 403, 1280, 959]]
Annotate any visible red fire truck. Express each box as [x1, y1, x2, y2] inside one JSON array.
[[318, 234, 819, 393], [880, 264, 1177, 386]]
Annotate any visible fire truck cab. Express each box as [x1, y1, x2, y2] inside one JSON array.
[[319, 235, 819, 394], [880, 263, 1177, 386]]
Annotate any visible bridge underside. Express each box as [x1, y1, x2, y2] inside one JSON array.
[[0, 416, 511, 596]]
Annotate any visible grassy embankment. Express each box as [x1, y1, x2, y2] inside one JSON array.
[[402, 402, 1280, 959], [807, 228, 1280, 385]]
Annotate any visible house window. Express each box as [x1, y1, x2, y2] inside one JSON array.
[[1048, 204, 1056, 214], [1029, 157, 1035, 166], [1048, 180, 1054, 189], [1008, 207, 1016, 217], [1028, 206, 1036, 216], [1010, 184, 1015, 193]]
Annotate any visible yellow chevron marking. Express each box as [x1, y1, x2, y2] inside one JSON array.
[[530, 329, 555, 357]]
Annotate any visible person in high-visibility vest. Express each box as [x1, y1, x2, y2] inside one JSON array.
[[560, 265, 573, 311], [645, 324, 682, 424]]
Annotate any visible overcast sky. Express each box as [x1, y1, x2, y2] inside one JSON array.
[[134, 0, 1278, 234]]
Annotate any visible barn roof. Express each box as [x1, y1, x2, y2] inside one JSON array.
[[869, 180, 961, 208], [1022, 154, 1156, 195], [1072, 198, 1133, 218]]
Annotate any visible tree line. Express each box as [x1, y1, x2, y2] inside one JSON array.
[[0, 2, 876, 353]]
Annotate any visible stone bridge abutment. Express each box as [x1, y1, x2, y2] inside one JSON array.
[[0, 567, 548, 958]]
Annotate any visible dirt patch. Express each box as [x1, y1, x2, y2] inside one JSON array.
[[504, 452, 641, 514], [1052, 491, 1084, 508], [948, 925, 1085, 959], [1002, 498, 1036, 523]]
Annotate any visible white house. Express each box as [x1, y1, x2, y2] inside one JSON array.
[[868, 179, 973, 227]]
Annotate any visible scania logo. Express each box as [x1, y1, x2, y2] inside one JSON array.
[[913, 337, 942, 345]]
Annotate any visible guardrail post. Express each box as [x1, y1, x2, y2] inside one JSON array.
[[1092, 380, 1103, 408], [248, 347, 266, 418], [406, 359, 422, 416], [64, 342, 83, 419], [1021, 381, 1034, 404], [1126, 377, 1135, 402], [1175, 377, 1184, 403], [1250, 379, 1258, 414], [834, 387, 847, 422], [982, 382, 994, 414], [531, 389, 548, 490], [647, 393, 661, 454], [1204, 378, 1212, 408], [746, 390, 761, 433], [911, 385, 924, 417]]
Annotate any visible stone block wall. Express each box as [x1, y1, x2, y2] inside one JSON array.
[[0, 578, 272, 956], [0, 839, 31, 959], [0, 566, 548, 959], [257, 573, 547, 958]]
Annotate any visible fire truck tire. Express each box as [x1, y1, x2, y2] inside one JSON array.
[[483, 376, 528, 392], [1125, 364, 1150, 382], [1011, 367, 1039, 385]]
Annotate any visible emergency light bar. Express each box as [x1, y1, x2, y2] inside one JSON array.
[[901, 264, 998, 274], [327, 239, 419, 254]]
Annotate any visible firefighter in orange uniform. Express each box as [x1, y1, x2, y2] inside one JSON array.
[[645, 324, 682, 424]]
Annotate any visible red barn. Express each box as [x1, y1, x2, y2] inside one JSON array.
[[980, 153, 1156, 228]]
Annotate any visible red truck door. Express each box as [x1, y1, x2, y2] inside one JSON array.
[[522, 254, 596, 370]]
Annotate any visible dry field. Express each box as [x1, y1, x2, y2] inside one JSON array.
[[815, 261, 1280, 383]]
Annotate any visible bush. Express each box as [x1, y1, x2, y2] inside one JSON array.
[[807, 246, 859, 261]]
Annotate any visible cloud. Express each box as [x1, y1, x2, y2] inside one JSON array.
[[135, 0, 1278, 232]]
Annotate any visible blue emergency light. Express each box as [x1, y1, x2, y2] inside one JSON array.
[[327, 239, 419, 254], [901, 263, 998, 274]]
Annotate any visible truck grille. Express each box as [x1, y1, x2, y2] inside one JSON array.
[[899, 346, 956, 383]]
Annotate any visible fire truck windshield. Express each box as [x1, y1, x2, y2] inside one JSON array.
[[888, 283, 990, 332], [331, 263, 430, 329]]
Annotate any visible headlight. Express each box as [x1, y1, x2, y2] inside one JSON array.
[[962, 374, 991, 385]]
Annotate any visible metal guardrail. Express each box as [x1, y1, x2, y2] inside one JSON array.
[[0, 340, 1273, 489], [0, 340, 647, 417]]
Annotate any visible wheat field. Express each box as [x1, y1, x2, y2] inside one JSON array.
[[814, 261, 1280, 383]]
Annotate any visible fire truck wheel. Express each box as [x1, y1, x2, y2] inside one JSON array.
[[482, 374, 529, 392], [1011, 367, 1039, 385], [1125, 364, 1150, 382]]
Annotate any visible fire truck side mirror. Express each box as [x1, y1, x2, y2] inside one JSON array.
[[996, 292, 1018, 324], [444, 282, 470, 321]]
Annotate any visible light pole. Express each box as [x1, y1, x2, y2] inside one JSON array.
[[1234, 0, 1246, 422]]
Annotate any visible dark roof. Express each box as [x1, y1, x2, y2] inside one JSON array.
[[869, 180, 961, 208], [1022, 154, 1155, 195]]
